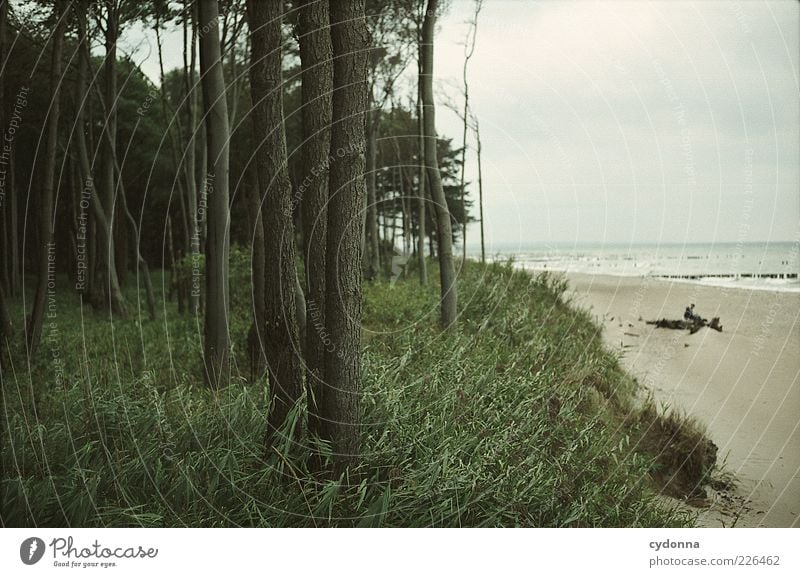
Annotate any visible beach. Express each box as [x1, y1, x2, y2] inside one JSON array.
[[563, 273, 800, 527]]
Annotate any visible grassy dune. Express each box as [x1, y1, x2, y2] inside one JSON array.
[[0, 258, 711, 526]]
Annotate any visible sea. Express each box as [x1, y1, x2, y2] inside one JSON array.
[[467, 241, 800, 293]]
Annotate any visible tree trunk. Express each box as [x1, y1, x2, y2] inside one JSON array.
[[246, 169, 266, 381], [246, 0, 304, 446], [184, 0, 200, 316], [475, 118, 485, 263], [198, 0, 231, 389], [325, 0, 369, 473], [416, 31, 427, 286], [458, 0, 481, 262], [365, 115, 380, 279], [117, 163, 156, 321], [0, 284, 11, 370], [27, 0, 66, 354], [297, 0, 333, 441], [97, 0, 127, 316], [0, 0, 8, 295], [422, 0, 457, 328]]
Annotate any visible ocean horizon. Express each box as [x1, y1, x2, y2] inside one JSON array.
[[465, 241, 800, 293]]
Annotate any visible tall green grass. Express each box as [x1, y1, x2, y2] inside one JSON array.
[[1, 258, 701, 526]]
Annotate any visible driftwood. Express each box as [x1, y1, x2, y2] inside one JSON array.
[[647, 317, 723, 334]]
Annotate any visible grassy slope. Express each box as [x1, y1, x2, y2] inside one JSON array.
[[1, 258, 699, 527]]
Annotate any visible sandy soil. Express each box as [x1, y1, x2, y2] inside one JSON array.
[[563, 272, 800, 528]]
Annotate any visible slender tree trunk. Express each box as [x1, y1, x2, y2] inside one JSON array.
[[198, 0, 231, 389], [9, 156, 18, 296], [246, 0, 304, 446], [422, 0, 457, 328], [27, 0, 66, 354], [365, 115, 380, 279], [98, 0, 127, 316], [0, 284, 11, 369], [246, 169, 266, 381], [184, 0, 200, 316], [117, 164, 156, 321], [458, 0, 481, 262], [416, 33, 428, 285], [325, 0, 369, 473], [297, 0, 333, 441], [0, 0, 7, 295], [475, 118, 485, 263]]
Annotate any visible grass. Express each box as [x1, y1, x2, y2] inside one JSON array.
[[0, 256, 709, 527]]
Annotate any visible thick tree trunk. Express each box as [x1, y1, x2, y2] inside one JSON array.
[[298, 0, 333, 442], [27, 0, 66, 354], [421, 0, 457, 328], [247, 0, 304, 446], [324, 0, 369, 473], [198, 0, 231, 389]]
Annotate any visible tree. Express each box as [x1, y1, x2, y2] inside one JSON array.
[[198, 0, 231, 389], [363, 0, 415, 280], [27, 0, 66, 354], [471, 112, 485, 263], [415, 5, 427, 285], [93, 0, 128, 316], [324, 0, 370, 473], [421, 0, 457, 328], [297, 0, 333, 441], [246, 0, 303, 446], [458, 0, 482, 261]]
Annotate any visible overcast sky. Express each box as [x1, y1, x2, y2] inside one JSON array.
[[128, 1, 799, 248]]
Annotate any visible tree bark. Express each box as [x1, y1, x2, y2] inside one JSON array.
[[96, 0, 127, 316], [198, 0, 231, 389], [297, 0, 333, 442], [184, 0, 200, 316], [474, 117, 485, 263], [365, 115, 380, 279], [247, 0, 303, 444], [416, 21, 428, 286], [246, 169, 266, 381], [325, 0, 369, 473], [0, 0, 8, 295], [421, 0, 457, 328], [27, 0, 66, 354]]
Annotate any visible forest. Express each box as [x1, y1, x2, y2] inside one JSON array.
[[0, 0, 713, 527]]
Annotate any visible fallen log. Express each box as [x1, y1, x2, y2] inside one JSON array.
[[647, 317, 723, 334]]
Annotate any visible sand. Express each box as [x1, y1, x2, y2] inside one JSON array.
[[563, 272, 800, 528]]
